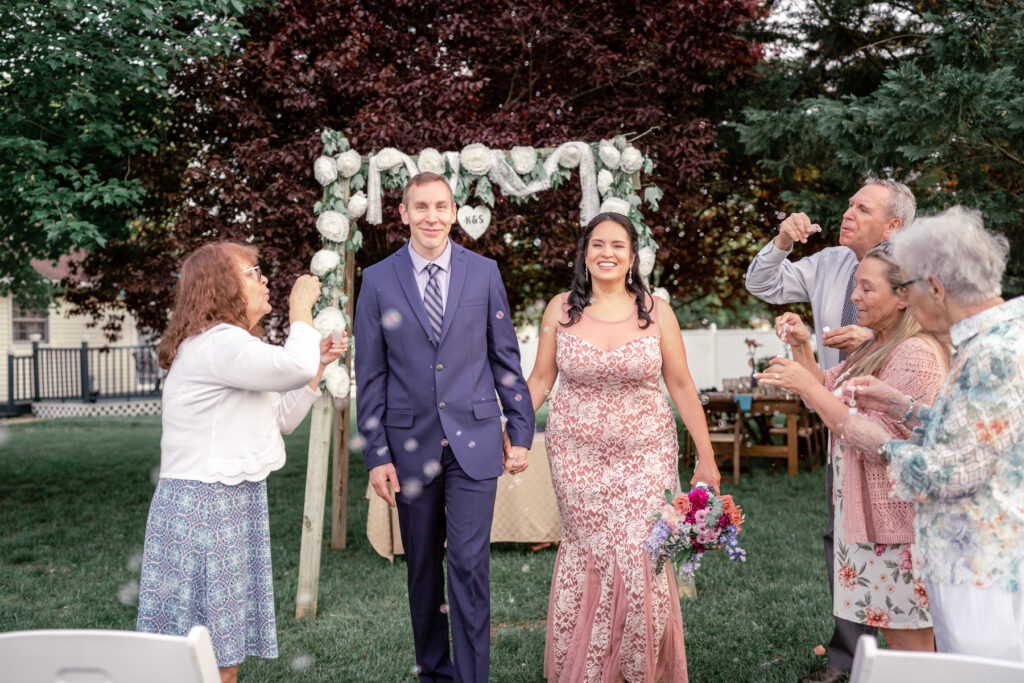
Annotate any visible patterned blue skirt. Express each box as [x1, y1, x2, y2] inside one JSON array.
[[136, 478, 278, 667]]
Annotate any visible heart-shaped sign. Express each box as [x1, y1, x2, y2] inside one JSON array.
[[457, 205, 492, 240]]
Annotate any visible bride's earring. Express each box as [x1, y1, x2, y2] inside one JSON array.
[[628, 270, 633, 285], [586, 267, 590, 282]]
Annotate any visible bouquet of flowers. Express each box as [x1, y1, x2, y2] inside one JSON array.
[[645, 485, 746, 581]]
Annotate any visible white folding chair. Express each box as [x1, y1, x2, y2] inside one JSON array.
[[850, 634, 1024, 683], [0, 625, 220, 683]]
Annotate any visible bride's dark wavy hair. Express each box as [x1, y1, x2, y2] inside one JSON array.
[[563, 211, 653, 329]]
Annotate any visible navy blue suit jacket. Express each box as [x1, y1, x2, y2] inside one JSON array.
[[354, 240, 535, 483]]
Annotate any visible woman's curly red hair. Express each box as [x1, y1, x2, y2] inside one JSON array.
[[157, 241, 258, 369]]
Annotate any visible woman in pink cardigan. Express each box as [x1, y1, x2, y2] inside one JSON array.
[[756, 243, 948, 652]]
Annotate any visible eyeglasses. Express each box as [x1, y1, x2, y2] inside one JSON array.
[[241, 264, 262, 281], [892, 277, 920, 300]]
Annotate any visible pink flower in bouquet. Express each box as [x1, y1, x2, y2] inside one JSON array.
[[873, 543, 886, 557], [898, 546, 913, 572], [688, 488, 708, 509], [693, 509, 708, 529], [672, 493, 691, 515], [660, 504, 681, 531]]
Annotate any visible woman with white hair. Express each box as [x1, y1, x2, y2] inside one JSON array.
[[837, 206, 1024, 661]]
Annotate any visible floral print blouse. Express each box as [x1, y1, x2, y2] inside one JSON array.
[[885, 296, 1024, 591]]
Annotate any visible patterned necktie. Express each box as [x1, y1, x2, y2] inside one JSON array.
[[838, 269, 858, 361], [423, 263, 443, 344]]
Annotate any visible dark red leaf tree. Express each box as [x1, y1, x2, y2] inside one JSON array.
[[67, 0, 768, 338]]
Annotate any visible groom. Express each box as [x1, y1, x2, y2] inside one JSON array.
[[354, 172, 535, 682]]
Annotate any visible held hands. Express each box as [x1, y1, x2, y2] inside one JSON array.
[[754, 356, 815, 395], [822, 325, 872, 353], [774, 312, 810, 346], [774, 212, 822, 250], [502, 429, 529, 475], [369, 463, 401, 507], [841, 375, 906, 420]]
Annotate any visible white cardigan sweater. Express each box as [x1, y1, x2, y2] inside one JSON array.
[[159, 321, 321, 484]]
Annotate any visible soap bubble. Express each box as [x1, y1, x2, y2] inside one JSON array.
[[533, 238, 542, 247], [404, 438, 419, 452], [514, 394, 522, 402], [118, 581, 140, 606], [289, 654, 314, 673], [495, 311, 505, 319], [468, 441, 477, 448], [521, 564, 531, 573], [382, 309, 403, 330], [439, 604, 449, 614], [411, 665, 422, 675], [423, 460, 441, 478], [365, 416, 380, 430], [349, 434, 367, 450], [403, 478, 423, 499], [440, 438, 449, 447]]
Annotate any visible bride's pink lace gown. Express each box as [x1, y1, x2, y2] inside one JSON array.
[[544, 294, 687, 682]]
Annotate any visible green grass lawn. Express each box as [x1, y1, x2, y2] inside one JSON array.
[[0, 415, 836, 682]]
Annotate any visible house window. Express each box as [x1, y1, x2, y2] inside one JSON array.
[[12, 301, 49, 343]]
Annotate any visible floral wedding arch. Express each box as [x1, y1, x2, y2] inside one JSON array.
[[295, 130, 664, 618]]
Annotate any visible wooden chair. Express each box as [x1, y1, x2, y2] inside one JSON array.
[[0, 625, 220, 683], [850, 634, 1024, 683], [770, 405, 825, 472]]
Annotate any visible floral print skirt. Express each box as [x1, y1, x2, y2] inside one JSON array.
[[136, 477, 278, 667], [833, 443, 932, 629]]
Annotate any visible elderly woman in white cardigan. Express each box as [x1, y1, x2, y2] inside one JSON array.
[[136, 242, 347, 683], [838, 207, 1024, 662]]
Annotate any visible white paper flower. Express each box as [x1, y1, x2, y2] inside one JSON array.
[[460, 143, 492, 175], [374, 147, 405, 172], [558, 143, 582, 168], [313, 156, 338, 186], [313, 306, 346, 339], [600, 197, 630, 216], [652, 287, 670, 304], [597, 169, 614, 195], [347, 191, 367, 219], [619, 146, 644, 174], [316, 211, 350, 242], [310, 249, 341, 277], [322, 362, 350, 399], [598, 140, 621, 170], [417, 148, 445, 174], [638, 246, 656, 279], [509, 146, 537, 175], [336, 150, 362, 178]]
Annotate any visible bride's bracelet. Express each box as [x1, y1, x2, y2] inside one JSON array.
[[895, 395, 916, 425]]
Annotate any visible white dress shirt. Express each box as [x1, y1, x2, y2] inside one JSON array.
[[745, 241, 859, 371], [408, 239, 452, 312], [159, 321, 322, 484]]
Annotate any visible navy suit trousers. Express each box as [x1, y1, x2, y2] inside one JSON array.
[[397, 446, 497, 683]]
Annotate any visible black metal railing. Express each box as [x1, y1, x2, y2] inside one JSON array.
[[5, 341, 163, 416]]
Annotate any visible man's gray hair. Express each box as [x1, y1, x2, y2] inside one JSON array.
[[863, 177, 916, 228], [890, 205, 1009, 305]]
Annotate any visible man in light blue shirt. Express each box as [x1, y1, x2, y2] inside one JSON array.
[[746, 178, 916, 682]]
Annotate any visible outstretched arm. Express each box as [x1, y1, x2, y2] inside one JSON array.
[[658, 300, 721, 492]]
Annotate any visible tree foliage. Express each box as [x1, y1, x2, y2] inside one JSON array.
[[0, 1, 255, 312], [65, 0, 767, 337], [738, 0, 1024, 295]]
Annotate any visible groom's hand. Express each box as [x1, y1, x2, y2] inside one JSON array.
[[369, 463, 401, 507], [504, 446, 529, 475]]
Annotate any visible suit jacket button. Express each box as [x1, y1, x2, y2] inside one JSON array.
[[436, 363, 444, 371], [438, 402, 446, 409]]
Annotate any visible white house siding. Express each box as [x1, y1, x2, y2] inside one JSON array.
[[1, 296, 143, 404]]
